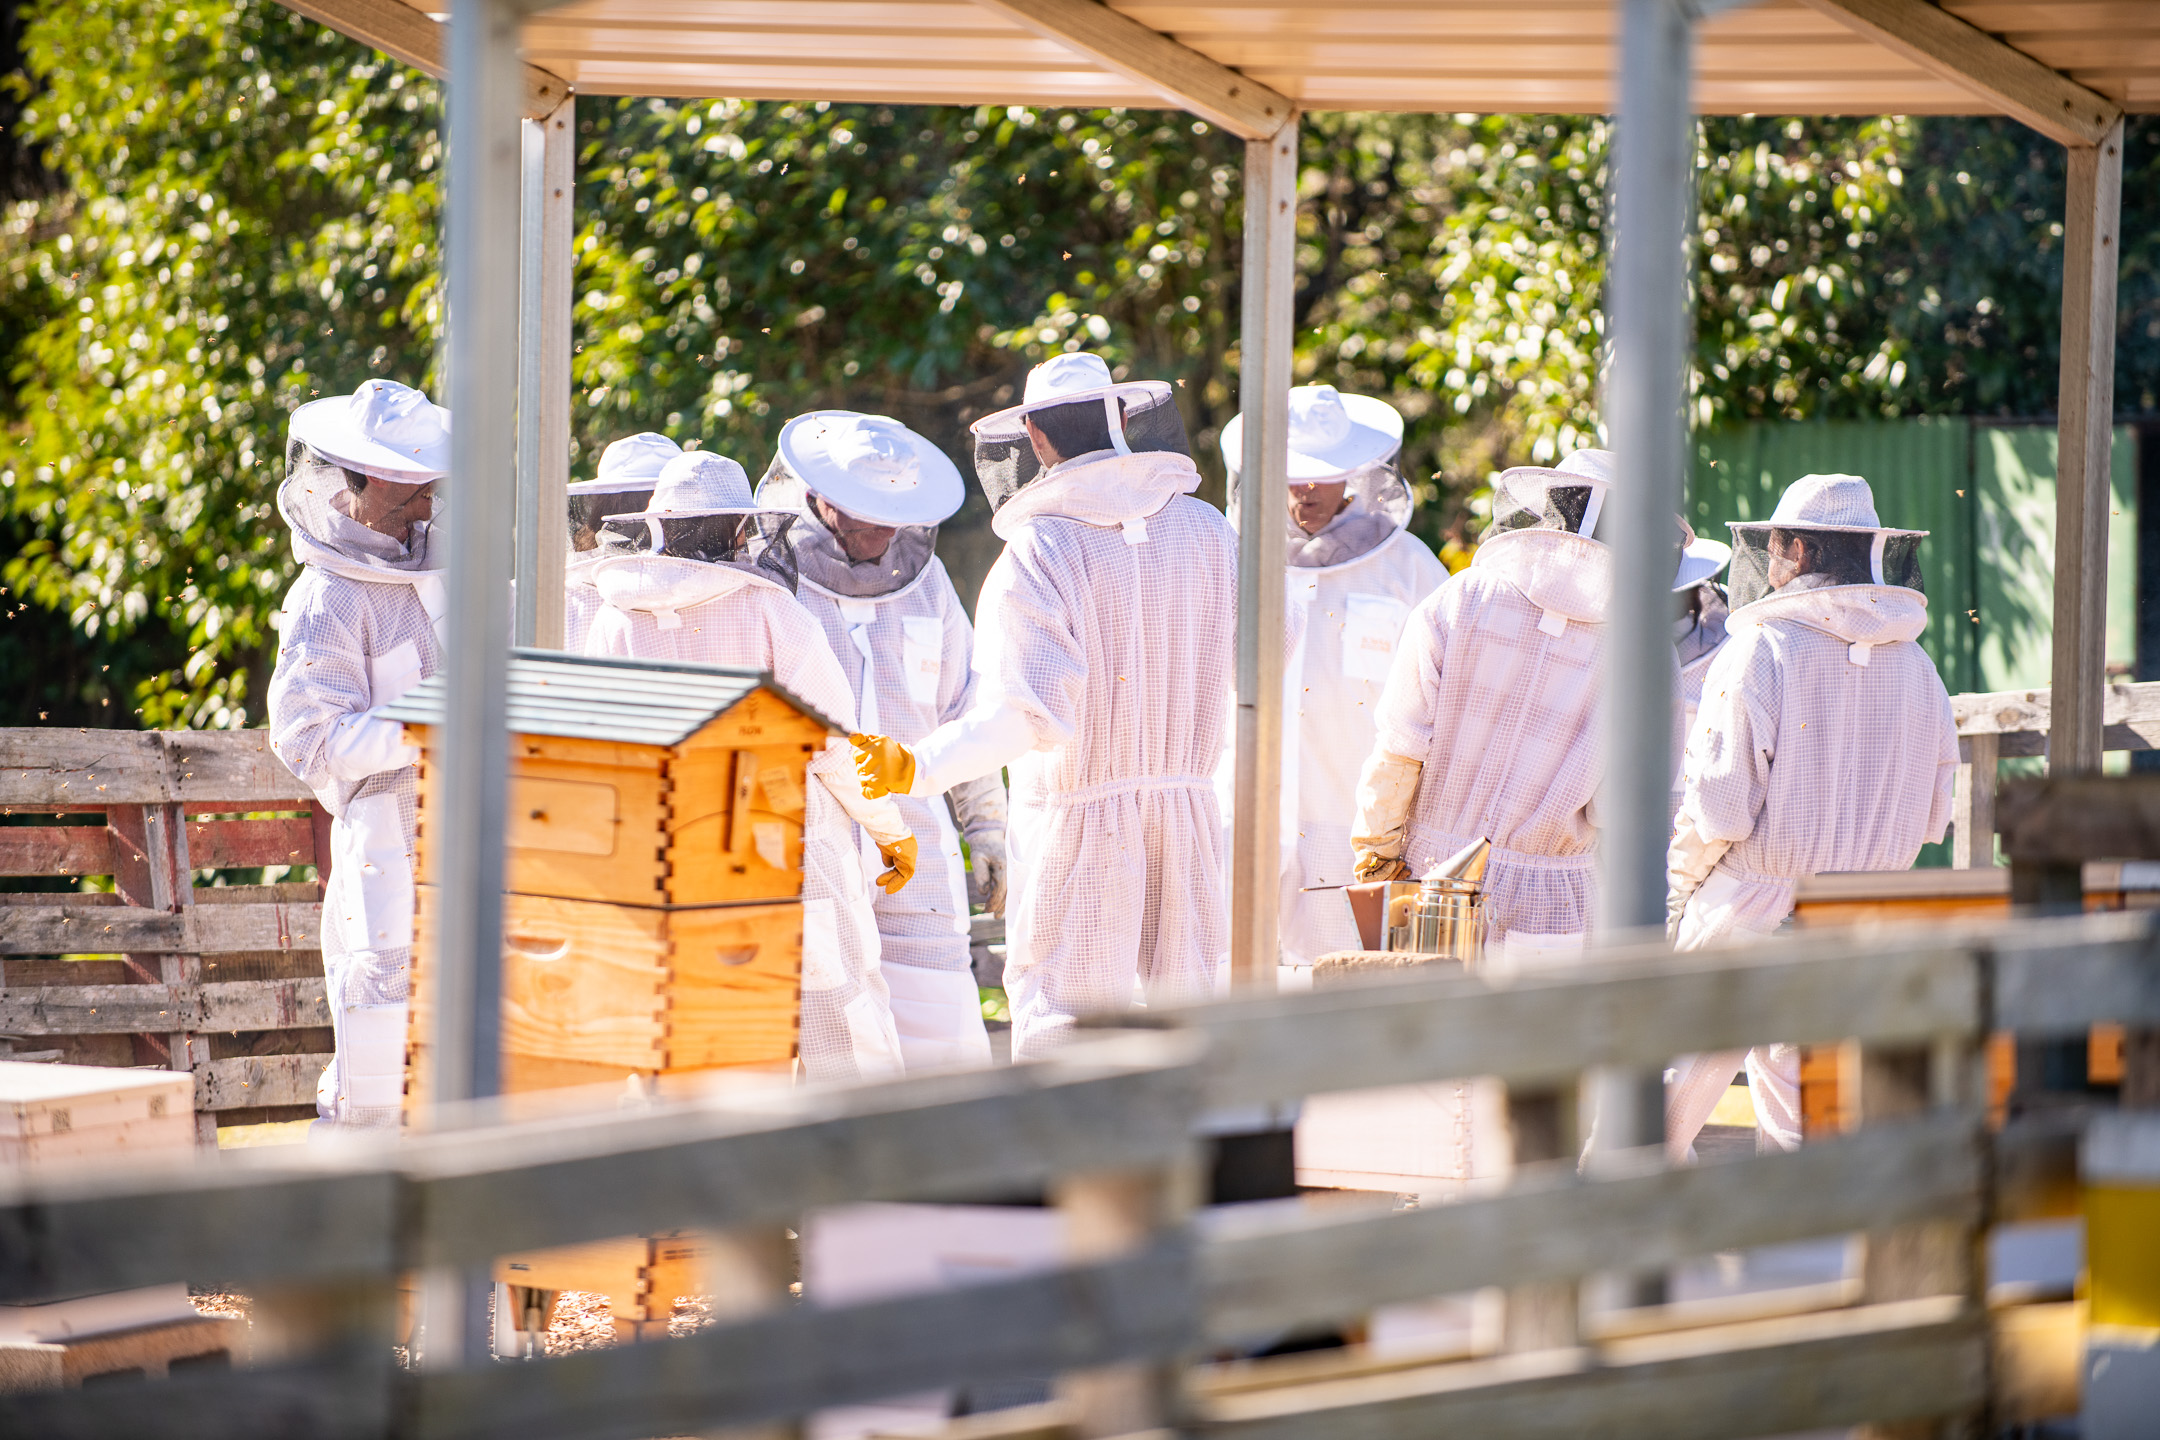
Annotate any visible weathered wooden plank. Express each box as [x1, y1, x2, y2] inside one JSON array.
[[1138, 923, 1987, 1111], [0, 826, 115, 877], [0, 983, 193, 1033], [0, 1151, 400, 1302], [410, 1240, 1195, 1440], [0, 1031, 1201, 1298], [0, 728, 313, 807], [1999, 774, 2160, 865], [193, 1052, 330, 1110], [199, 977, 331, 1030], [0, 729, 169, 806], [1993, 910, 2160, 1033], [1202, 1112, 1981, 1342], [184, 815, 318, 871], [1953, 730, 1999, 869], [0, 902, 322, 956], [0, 978, 328, 1041], [1201, 1298, 1983, 1440], [406, 1029, 1205, 1269], [0, 1354, 393, 1440], [163, 733, 315, 806], [0, 904, 185, 954]]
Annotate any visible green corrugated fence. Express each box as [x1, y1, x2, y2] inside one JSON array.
[[1689, 418, 2138, 699]]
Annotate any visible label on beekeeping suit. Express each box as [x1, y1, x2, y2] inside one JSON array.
[[801, 897, 843, 989], [1342, 593, 1409, 682]]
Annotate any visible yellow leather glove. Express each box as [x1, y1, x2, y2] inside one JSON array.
[[1352, 852, 1413, 883], [850, 732, 917, 800], [874, 833, 918, 895]]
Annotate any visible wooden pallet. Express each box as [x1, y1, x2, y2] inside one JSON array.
[[0, 728, 335, 1141]]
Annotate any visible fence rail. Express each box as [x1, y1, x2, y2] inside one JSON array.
[[1, 908, 2150, 1439], [0, 728, 331, 1135]]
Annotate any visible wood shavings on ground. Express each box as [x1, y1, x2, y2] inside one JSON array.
[[541, 1290, 618, 1354]]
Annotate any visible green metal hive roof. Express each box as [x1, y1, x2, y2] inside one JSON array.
[[381, 649, 843, 747]]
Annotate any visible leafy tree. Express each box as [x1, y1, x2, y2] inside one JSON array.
[[5, 0, 2160, 733], [1, 0, 438, 729]]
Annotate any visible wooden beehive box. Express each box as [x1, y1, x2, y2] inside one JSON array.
[[384, 650, 840, 1105], [0, 1061, 196, 1165]]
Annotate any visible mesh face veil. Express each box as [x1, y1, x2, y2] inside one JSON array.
[[1226, 455, 1414, 569], [281, 437, 442, 571], [1725, 523, 1925, 611], [596, 510, 803, 595], [568, 489, 656, 551], [971, 383, 1190, 513], [757, 458, 939, 599], [1487, 468, 1606, 540]]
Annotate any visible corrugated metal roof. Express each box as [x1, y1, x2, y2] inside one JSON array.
[[381, 649, 844, 746]]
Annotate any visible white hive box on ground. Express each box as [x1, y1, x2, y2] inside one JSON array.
[[0, 1060, 243, 1391], [0, 1060, 196, 1165]]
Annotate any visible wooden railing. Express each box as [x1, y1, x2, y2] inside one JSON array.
[[1951, 679, 2160, 868], [0, 728, 332, 1139], [3, 908, 2149, 1437]]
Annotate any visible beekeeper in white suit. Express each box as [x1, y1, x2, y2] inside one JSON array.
[[1222, 386, 1444, 977], [564, 431, 679, 653], [584, 449, 915, 1082], [1671, 520, 1733, 816], [268, 378, 449, 1130], [1351, 449, 1652, 965], [1665, 473, 1958, 1157], [756, 411, 1004, 1071], [850, 352, 1237, 1058]]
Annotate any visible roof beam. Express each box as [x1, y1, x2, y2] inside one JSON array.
[[277, 0, 570, 118], [969, 0, 1293, 139], [1793, 0, 2119, 147]]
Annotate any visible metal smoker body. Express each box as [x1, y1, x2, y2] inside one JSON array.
[[1407, 838, 1492, 965]]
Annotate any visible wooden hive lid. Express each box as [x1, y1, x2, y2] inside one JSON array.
[[382, 649, 844, 748]]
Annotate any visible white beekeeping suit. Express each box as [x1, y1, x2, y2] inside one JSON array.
[[849, 352, 1237, 1058], [583, 450, 915, 1083], [266, 379, 450, 1131], [1221, 386, 1445, 974], [1671, 520, 1733, 818], [1351, 450, 1622, 961], [1666, 473, 1959, 1158], [757, 411, 1002, 1072], [564, 431, 679, 654]]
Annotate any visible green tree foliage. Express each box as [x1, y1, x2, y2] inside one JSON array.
[[1, 0, 438, 729], [4, 0, 2159, 731]]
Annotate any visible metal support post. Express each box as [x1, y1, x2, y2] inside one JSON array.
[[1601, 0, 1692, 944], [438, 0, 521, 1112], [514, 95, 575, 650], [1230, 115, 1297, 990], [2048, 119, 2124, 778], [430, 0, 529, 1368]]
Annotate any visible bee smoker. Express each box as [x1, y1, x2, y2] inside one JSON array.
[[1406, 837, 1491, 966]]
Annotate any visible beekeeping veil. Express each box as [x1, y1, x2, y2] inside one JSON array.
[[1484, 448, 1618, 542], [969, 351, 1189, 514], [1725, 473, 1925, 615], [757, 410, 962, 600], [279, 378, 449, 588], [593, 450, 801, 598], [1222, 384, 1414, 569], [570, 432, 680, 551]]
